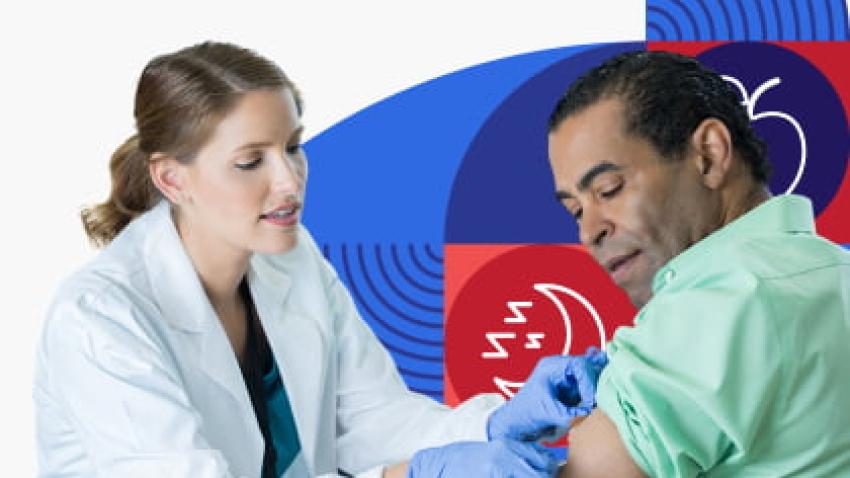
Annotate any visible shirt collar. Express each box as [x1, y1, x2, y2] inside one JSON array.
[[651, 194, 815, 294]]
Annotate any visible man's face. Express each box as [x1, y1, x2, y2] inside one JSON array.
[[548, 98, 712, 308]]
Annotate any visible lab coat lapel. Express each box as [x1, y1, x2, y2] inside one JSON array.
[[247, 255, 327, 471], [144, 201, 255, 415], [142, 202, 325, 472]]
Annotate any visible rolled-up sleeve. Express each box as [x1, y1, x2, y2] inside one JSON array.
[[595, 272, 784, 477]]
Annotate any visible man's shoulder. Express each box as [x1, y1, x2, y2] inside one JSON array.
[[657, 230, 849, 302], [651, 231, 848, 319], [724, 231, 850, 280], [632, 230, 850, 356]]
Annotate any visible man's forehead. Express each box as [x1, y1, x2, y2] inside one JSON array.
[[549, 99, 629, 152], [549, 102, 630, 170]]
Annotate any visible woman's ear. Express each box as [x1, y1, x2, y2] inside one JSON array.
[[690, 118, 734, 190], [149, 153, 190, 205]]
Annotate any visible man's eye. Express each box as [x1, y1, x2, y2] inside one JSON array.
[[600, 182, 623, 198], [573, 208, 583, 220], [235, 152, 263, 170]]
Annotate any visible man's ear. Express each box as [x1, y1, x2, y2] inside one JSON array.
[[690, 118, 734, 190], [149, 153, 190, 205]]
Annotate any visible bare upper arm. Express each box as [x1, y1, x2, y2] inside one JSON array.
[[559, 409, 648, 478]]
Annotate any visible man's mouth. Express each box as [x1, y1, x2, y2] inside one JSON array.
[[604, 250, 641, 283]]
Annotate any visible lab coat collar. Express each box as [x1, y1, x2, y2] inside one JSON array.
[[247, 254, 293, 321], [135, 200, 300, 474], [141, 200, 293, 333]]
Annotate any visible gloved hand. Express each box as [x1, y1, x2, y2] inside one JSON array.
[[407, 440, 559, 478], [487, 347, 609, 442]]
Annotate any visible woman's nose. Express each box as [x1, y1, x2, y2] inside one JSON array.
[[269, 152, 303, 193]]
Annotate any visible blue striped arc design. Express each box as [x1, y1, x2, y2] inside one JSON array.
[[647, 0, 850, 41], [322, 243, 445, 399]]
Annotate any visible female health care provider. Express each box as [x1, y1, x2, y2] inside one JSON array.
[[33, 42, 603, 478]]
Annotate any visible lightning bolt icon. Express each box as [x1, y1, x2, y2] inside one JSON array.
[[481, 300, 548, 359], [524, 333, 545, 349], [481, 332, 516, 359], [504, 301, 532, 323]]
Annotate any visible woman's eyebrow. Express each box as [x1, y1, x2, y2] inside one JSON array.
[[232, 125, 304, 153], [232, 141, 274, 153]]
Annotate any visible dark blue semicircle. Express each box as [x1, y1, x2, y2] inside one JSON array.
[[696, 42, 849, 216], [444, 42, 645, 244], [301, 45, 596, 244]]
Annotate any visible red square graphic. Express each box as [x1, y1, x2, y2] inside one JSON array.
[[444, 244, 637, 406]]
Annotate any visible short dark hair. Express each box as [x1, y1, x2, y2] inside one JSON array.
[[548, 50, 771, 183]]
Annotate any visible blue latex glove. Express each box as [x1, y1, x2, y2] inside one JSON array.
[[407, 440, 559, 478], [487, 347, 609, 442]]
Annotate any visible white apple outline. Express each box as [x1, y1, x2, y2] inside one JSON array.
[[722, 75, 807, 194]]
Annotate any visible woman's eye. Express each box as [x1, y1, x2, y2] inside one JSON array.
[[235, 152, 263, 170], [600, 182, 623, 198], [285, 143, 301, 155]]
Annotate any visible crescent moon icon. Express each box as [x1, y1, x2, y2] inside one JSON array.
[[533, 282, 606, 354], [491, 282, 607, 398]]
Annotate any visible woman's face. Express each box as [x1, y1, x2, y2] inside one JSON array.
[[179, 88, 307, 256]]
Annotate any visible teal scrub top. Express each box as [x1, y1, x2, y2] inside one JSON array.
[[240, 279, 302, 478], [262, 357, 302, 478], [596, 195, 850, 477]]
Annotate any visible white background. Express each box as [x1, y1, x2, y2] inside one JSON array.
[[0, 1, 644, 474]]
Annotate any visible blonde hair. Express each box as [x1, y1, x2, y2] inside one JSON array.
[[81, 41, 301, 247]]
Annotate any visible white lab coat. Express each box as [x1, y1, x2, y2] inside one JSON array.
[[34, 200, 503, 477]]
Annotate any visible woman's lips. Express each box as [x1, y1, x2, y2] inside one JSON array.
[[260, 205, 300, 227], [262, 213, 298, 227]]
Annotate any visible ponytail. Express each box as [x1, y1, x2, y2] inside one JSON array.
[[81, 135, 159, 247]]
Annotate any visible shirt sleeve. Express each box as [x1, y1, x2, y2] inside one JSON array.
[[37, 292, 236, 478], [595, 271, 784, 477]]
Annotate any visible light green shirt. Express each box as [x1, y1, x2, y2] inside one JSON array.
[[596, 195, 850, 477]]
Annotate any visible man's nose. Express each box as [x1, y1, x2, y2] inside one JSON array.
[[578, 204, 611, 248]]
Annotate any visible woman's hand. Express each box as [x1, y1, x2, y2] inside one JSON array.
[[486, 347, 609, 442], [406, 440, 558, 477]]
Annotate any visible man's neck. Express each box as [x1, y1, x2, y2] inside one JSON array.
[[720, 181, 772, 229]]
